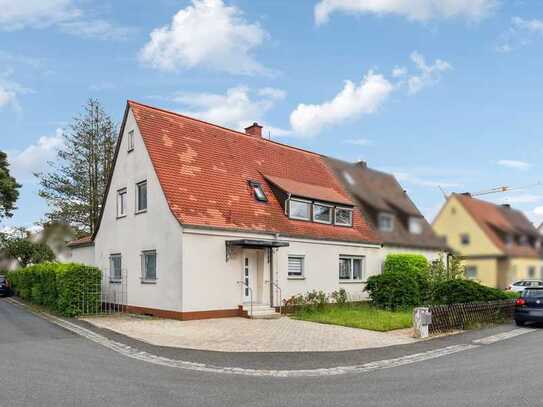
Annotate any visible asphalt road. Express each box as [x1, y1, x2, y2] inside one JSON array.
[[1, 298, 543, 407]]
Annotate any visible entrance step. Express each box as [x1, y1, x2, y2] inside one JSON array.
[[242, 304, 281, 319]]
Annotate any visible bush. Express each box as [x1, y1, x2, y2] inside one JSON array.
[[331, 288, 348, 305], [7, 263, 101, 317], [432, 279, 509, 304], [383, 254, 431, 302], [365, 270, 421, 309]]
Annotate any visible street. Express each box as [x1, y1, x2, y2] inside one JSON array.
[[1, 298, 542, 407]]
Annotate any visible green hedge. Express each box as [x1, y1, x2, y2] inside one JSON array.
[[7, 263, 101, 317], [432, 279, 510, 304]]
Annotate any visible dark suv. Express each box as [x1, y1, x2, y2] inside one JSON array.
[[514, 287, 543, 326], [0, 275, 10, 297]]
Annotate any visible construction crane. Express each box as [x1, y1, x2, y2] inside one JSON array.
[[439, 182, 543, 199]]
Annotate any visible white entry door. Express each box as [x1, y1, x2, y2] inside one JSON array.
[[243, 251, 257, 302]]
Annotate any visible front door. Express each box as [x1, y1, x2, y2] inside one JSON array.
[[243, 251, 257, 302]]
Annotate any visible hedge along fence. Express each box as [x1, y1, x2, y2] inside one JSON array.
[[8, 263, 102, 317], [428, 300, 515, 335]]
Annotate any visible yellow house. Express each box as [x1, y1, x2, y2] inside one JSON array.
[[433, 193, 543, 288]]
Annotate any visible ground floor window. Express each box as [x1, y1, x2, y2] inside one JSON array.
[[339, 256, 364, 281], [288, 255, 305, 278], [141, 250, 157, 282], [528, 266, 536, 278], [109, 254, 122, 282], [465, 266, 477, 279]]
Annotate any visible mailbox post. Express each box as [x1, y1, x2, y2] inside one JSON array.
[[413, 307, 432, 338]]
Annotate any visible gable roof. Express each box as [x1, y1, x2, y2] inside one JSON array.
[[124, 100, 379, 244], [454, 193, 542, 258], [325, 157, 448, 250]]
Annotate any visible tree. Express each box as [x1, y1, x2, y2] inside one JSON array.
[[2, 235, 55, 267], [0, 150, 21, 219], [36, 99, 117, 234]]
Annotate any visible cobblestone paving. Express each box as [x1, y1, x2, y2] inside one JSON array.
[[82, 315, 417, 352]]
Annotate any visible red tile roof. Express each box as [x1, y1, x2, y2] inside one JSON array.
[[454, 194, 542, 258], [129, 100, 379, 244], [67, 236, 93, 247]]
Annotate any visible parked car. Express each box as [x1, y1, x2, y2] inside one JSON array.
[[514, 287, 543, 326], [507, 280, 543, 292], [0, 275, 10, 297]]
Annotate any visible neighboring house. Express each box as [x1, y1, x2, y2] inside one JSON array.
[[433, 193, 543, 288], [68, 100, 383, 319], [325, 158, 448, 268]]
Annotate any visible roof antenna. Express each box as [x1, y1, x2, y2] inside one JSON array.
[[438, 185, 449, 200], [268, 130, 271, 140]]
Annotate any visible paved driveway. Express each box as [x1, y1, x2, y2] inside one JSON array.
[[82, 315, 416, 352]]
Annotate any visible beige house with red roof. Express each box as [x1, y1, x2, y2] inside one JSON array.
[[433, 193, 543, 288], [69, 101, 385, 319]]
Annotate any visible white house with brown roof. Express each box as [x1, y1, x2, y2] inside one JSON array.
[[69, 101, 386, 319]]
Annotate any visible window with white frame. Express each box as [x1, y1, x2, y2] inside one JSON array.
[[378, 213, 394, 232], [110, 254, 122, 282], [339, 256, 364, 281], [409, 217, 423, 234], [127, 130, 134, 152], [136, 180, 147, 212], [289, 199, 311, 220], [335, 207, 353, 226], [288, 255, 305, 278], [117, 188, 127, 218], [141, 250, 157, 282], [313, 203, 332, 224]]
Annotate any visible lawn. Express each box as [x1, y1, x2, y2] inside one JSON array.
[[292, 303, 413, 332]]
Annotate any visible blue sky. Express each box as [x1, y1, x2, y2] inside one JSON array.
[[2, 0, 543, 230]]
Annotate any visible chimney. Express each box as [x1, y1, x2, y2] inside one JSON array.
[[501, 203, 511, 209], [357, 160, 367, 168], [461, 192, 472, 197], [245, 122, 263, 138]]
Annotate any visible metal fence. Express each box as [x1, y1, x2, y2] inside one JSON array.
[[78, 269, 127, 316], [428, 300, 514, 335]]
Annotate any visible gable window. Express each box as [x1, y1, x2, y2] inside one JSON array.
[[127, 130, 134, 152], [335, 207, 353, 227], [136, 180, 147, 212], [378, 213, 394, 232], [110, 254, 122, 282], [339, 256, 364, 282], [117, 188, 127, 218], [313, 203, 332, 224], [248, 180, 267, 202], [460, 234, 470, 245], [288, 255, 305, 278], [465, 266, 477, 279], [409, 217, 423, 234], [289, 199, 311, 220], [141, 250, 157, 282]]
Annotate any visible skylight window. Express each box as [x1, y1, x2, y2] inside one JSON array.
[[248, 181, 267, 202]]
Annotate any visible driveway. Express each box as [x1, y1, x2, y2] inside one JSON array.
[[81, 314, 416, 352]]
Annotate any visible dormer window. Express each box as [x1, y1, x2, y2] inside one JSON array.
[[378, 213, 394, 232], [289, 199, 311, 221], [249, 181, 267, 202], [335, 207, 353, 226], [505, 234, 513, 246], [519, 235, 528, 246], [409, 217, 423, 234], [313, 203, 332, 224]]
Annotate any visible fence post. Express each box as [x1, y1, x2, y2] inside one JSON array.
[[413, 307, 431, 338]]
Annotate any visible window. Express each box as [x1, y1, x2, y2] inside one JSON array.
[[289, 199, 311, 220], [460, 234, 470, 245], [378, 213, 394, 232], [313, 203, 332, 224], [465, 266, 477, 279], [248, 180, 267, 202], [110, 254, 122, 282], [117, 188, 127, 218], [136, 181, 147, 212], [519, 235, 528, 246], [409, 217, 423, 234], [343, 171, 355, 186], [127, 130, 134, 151], [528, 266, 536, 278], [141, 250, 157, 282], [505, 234, 513, 246], [288, 255, 304, 278], [335, 207, 353, 227], [339, 256, 364, 281]]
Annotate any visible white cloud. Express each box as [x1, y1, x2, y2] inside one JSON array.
[[497, 17, 543, 53], [59, 19, 134, 40], [494, 194, 543, 204], [139, 0, 268, 75], [0, 86, 17, 109], [7, 129, 64, 182], [289, 71, 393, 136], [392, 66, 407, 78], [173, 86, 289, 136], [407, 51, 452, 94], [315, 0, 496, 25], [343, 138, 372, 146], [534, 206, 543, 216], [497, 159, 531, 170], [0, 73, 33, 112]]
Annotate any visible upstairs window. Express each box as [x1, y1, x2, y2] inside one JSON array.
[[117, 188, 127, 218], [289, 199, 311, 221], [409, 217, 423, 234], [109, 254, 122, 282], [248, 180, 267, 202], [313, 203, 332, 224], [519, 235, 528, 246], [136, 180, 147, 212], [460, 234, 470, 245], [378, 213, 394, 232], [127, 130, 134, 152], [335, 207, 353, 227]]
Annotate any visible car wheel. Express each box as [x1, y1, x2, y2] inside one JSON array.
[[515, 320, 525, 326]]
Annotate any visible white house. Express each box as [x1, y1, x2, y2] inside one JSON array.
[[68, 100, 439, 320]]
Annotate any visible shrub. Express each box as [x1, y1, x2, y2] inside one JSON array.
[[432, 279, 509, 304], [383, 254, 431, 302], [331, 288, 348, 305], [365, 270, 421, 309]]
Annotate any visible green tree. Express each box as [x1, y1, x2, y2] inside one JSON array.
[[2, 235, 55, 267], [36, 99, 117, 234], [0, 150, 21, 219]]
